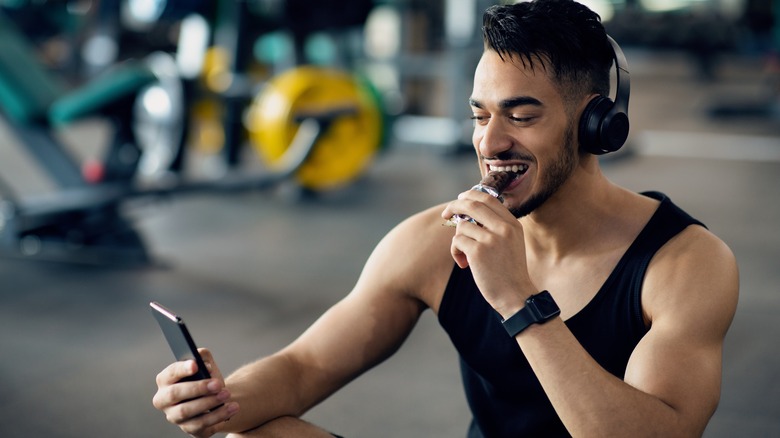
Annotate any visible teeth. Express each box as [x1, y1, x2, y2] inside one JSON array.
[[489, 164, 528, 173]]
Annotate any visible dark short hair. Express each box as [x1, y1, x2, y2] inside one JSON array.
[[481, 0, 613, 102]]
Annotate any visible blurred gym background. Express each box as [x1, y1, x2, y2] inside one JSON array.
[[0, 0, 777, 437]]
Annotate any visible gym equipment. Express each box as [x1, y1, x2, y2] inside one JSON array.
[[0, 3, 386, 265], [190, 1, 384, 191], [0, 9, 159, 265], [578, 35, 631, 155], [248, 66, 383, 190]]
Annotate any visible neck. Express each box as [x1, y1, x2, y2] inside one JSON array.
[[521, 159, 619, 260]]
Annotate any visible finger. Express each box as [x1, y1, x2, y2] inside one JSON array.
[[178, 402, 240, 437], [156, 360, 199, 387], [198, 348, 224, 381], [441, 191, 480, 220], [458, 188, 504, 204], [441, 197, 486, 225], [153, 373, 224, 412], [441, 200, 458, 221], [166, 388, 233, 425], [451, 242, 469, 269], [445, 193, 505, 224], [450, 224, 484, 269], [449, 226, 467, 268], [460, 187, 516, 216]]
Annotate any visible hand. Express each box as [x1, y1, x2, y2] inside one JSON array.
[[152, 348, 239, 437], [441, 190, 535, 316]]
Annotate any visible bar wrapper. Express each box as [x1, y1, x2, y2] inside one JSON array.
[[445, 171, 515, 227]]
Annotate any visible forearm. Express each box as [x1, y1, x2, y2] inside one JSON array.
[[218, 353, 310, 434], [518, 319, 707, 437]]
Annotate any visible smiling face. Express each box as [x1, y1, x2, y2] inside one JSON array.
[[470, 50, 581, 218]]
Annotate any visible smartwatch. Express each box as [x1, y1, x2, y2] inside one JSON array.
[[501, 290, 561, 337]]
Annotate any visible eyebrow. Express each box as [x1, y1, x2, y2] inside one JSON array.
[[469, 96, 543, 109]]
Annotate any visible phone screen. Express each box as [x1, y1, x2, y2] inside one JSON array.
[[150, 301, 211, 382]]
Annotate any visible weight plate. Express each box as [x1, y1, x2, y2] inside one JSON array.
[[247, 66, 383, 190]]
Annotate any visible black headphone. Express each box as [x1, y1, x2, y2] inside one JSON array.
[[578, 35, 630, 155]]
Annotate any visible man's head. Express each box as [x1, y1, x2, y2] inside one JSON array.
[[481, 0, 613, 113], [470, 0, 615, 218]]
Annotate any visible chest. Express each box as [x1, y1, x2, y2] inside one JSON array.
[[528, 247, 627, 321], [438, 257, 650, 386]]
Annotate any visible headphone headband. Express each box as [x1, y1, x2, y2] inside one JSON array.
[[607, 35, 630, 117]]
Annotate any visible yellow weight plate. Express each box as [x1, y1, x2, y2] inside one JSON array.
[[247, 66, 383, 190]]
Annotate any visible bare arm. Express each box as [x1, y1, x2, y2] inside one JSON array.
[[518, 226, 738, 436], [217, 206, 455, 433]]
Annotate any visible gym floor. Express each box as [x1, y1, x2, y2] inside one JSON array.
[[1, 50, 779, 437]]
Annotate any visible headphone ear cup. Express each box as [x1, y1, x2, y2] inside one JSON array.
[[578, 95, 630, 155], [578, 96, 613, 155], [579, 36, 631, 155]]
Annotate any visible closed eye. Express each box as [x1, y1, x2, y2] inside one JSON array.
[[470, 115, 489, 126], [509, 116, 534, 123]]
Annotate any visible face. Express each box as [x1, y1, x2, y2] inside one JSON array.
[[470, 50, 579, 218]]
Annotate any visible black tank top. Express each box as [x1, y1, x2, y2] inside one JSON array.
[[438, 192, 704, 437]]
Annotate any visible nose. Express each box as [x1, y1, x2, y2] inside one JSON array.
[[475, 118, 513, 159]]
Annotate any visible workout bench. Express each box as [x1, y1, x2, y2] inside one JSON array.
[[0, 11, 157, 264]]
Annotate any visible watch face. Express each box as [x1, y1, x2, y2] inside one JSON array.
[[531, 292, 561, 318]]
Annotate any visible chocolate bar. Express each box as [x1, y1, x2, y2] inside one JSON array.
[[445, 171, 516, 226], [470, 170, 515, 202]]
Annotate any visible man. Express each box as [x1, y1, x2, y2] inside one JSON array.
[[153, 1, 739, 436]]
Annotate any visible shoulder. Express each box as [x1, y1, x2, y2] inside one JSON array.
[[355, 203, 457, 310], [643, 224, 739, 333]]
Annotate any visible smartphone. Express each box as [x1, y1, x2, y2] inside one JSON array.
[[150, 301, 211, 382]]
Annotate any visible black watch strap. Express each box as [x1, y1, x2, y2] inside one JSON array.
[[501, 290, 560, 337]]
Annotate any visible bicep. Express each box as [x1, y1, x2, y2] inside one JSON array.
[[624, 321, 724, 432], [624, 226, 738, 432], [285, 281, 424, 397], [279, 209, 451, 409]]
